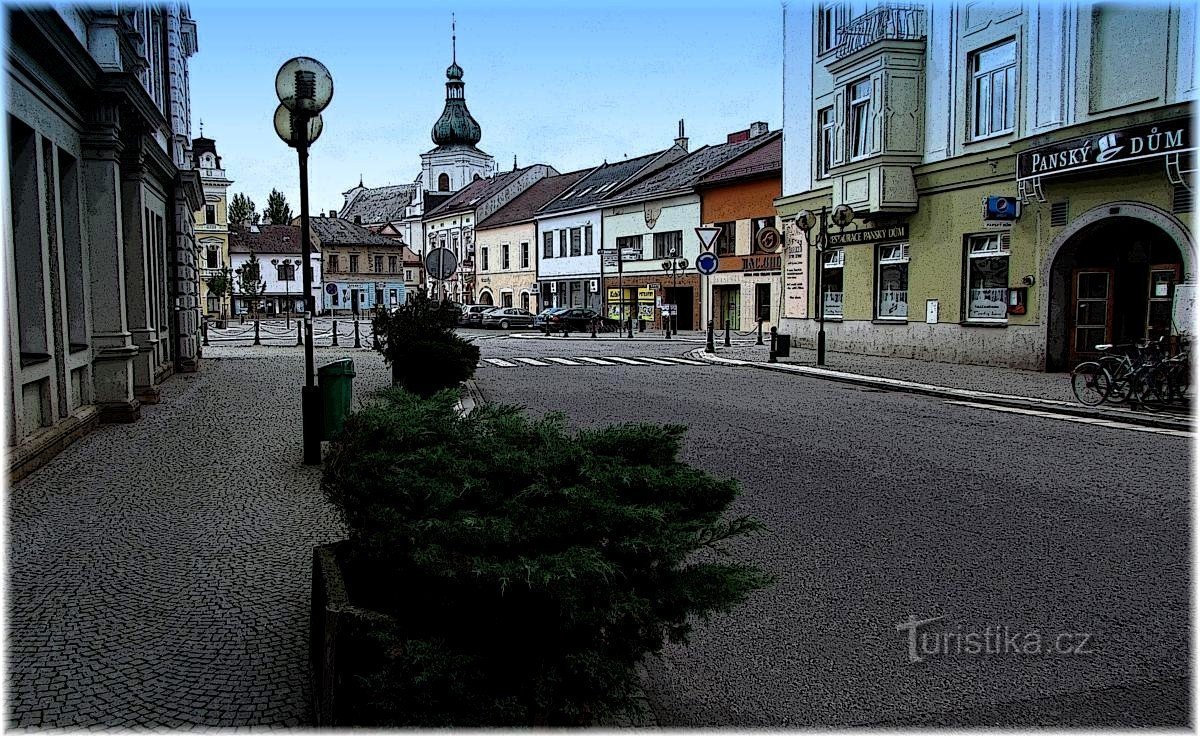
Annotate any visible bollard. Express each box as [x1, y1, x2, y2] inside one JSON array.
[[724, 321, 731, 347], [769, 326, 778, 363], [240, 313, 245, 325], [756, 318, 764, 346], [296, 320, 303, 347], [706, 319, 715, 354], [353, 319, 361, 349], [202, 320, 209, 347], [591, 319, 597, 339], [253, 319, 261, 346], [665, 317, 671, 339], [331, 320, 339, 346]]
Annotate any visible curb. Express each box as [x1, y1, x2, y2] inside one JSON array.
[[685, 349, 1194, 432], [506, 331, 756, 345], [456, 379, 485, 416]]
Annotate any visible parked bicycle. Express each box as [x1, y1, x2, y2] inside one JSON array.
[[1071, 336, 1190, 408]]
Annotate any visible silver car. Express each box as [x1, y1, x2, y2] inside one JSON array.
[[481, 307, 535, 330]]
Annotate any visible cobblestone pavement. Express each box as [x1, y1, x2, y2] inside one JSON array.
[[7, 348, 393, 728]]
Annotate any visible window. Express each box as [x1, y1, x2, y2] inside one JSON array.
[[207, 295, 220, 313], [755, 283, 772, 322], [276, 263, 295, 281], [653, 230, 683, 259], [749, 217, 774, 250], [818, 106, 836, 176], [205, 204, 216, 224], [818, 3, 847, 54], [521, 292, 530, 311], [970, 39, 1016, 139], [374, 255, 383, 273], [876, 243, 909, 319], [405, 269, 413, 281], [388, 255, 397, 273], [207, 246, 219, 269], [713, 221, 736, 256], [349, 254, 359, 272], [543, 231, 553, 259], [849, 78, 873, 160], [570, 228, 582, 257], [617, 234, 641, 260], [501, 244, 510, 270], [502, 292, 513, 307], [966, 234, 1010, 320], [329, 254, 339, 272], [481, 246, 490, 271], [823, 248, 844, 318], [437, 173, 450, 191], [558, 229, 567, 257], [584, 226, 593, 255], [520, 242, 530, 268]]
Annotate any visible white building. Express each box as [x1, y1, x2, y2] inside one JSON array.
[[228, 225, 322, 316]]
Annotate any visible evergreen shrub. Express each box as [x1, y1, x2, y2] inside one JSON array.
[[321, 388, 771, 726], [371, 293, 480, 396]]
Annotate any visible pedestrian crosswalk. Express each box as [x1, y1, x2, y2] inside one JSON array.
[[480, 355, 706, 368]]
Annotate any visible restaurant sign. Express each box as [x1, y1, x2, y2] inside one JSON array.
[[1017, 118, 1193, 181], [718, 254, 782, 272], [827, 224, 909, 247]]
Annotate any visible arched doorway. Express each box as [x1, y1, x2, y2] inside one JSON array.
[[1046, 210, 1191, 371], [478, 291, 494, 306]]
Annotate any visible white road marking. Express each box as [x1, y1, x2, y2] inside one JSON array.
[[573, 357, 617, 366], [632, 357, 676, 365], [656, 356, 705, 365], [513, 357, 552, 366], [482, 358, 517, 367], [543, 357, 583, 366], [943, 400, 1194, 437], [603, 357, 649, 366]]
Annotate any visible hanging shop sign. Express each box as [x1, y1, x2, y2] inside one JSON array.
[[1016, 118, 1193, 182], [718, 254, 782, 272], [826, 224, 909, 247]]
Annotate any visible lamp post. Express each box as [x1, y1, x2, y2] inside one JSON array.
[[661, 251, 688, 337], [271, 257, 294, 328], [795, 204, 854, 366], [274, 56, 333, 465]]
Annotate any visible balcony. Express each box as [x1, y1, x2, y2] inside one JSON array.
[[835, 4, 925, 61]]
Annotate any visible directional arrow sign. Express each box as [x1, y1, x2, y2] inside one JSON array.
[[696, 252, 719, 275], [696, 226, 722, 252]]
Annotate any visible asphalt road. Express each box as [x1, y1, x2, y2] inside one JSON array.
[[469, 332, 1192, 727]]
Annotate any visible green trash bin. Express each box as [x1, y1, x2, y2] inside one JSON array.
[[318, 358, 355, 440]]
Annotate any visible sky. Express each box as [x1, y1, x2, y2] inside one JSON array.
[[188, 0, 783, 217]]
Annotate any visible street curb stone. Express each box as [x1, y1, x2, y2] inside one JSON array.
[[685, 348, 1194, 432]]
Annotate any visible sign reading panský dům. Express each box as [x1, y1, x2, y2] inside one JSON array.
[[1017, 118, 1193, 181], [827, 224, 909, 247]]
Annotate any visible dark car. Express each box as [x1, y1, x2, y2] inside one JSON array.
[[459, 304, 497, 327], [481, 307, 535, 330], [533, 307, 567, 330], [545, 308, 620, 334]]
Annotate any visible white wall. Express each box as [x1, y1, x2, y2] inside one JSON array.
[[535, 208, 602, 280], [600, 195, 700, 276]]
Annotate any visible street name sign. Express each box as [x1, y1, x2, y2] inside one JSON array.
[[696, 226, 722, 251]]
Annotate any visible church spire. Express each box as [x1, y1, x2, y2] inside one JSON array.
[[431, 15, 482, 148]]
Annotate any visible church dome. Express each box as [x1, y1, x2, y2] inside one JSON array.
[[431, 63, 482, 147], [446, 62, 463, 80]]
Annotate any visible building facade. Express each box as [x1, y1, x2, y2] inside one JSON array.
[[193, 135, 233, 320], [777, 2, 1197, 369], [311, 217, 408, 313], [5, 6, 202, 480], [228, 225, 322, 316]]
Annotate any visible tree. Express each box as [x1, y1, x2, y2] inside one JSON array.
[[371, 292, 479, 395], [235, 253, 267, 318], [228, 193, 259, 227], [205, 266, 235, 322], [262, 188, 293, 225]]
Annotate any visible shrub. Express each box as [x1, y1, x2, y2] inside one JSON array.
[[371, 293, 480, 396], [321, 388, 771, 727]]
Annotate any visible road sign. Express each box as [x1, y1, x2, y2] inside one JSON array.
[[661, 304, 677, 316], [696, 252, 719, 275], [324, 283, 337, 295], [696, 226, 722, 251], [756, 226, 782, 253], [425, 247, 458, 279], [620, 246, 641, 262], [602, 251, 618, 268]]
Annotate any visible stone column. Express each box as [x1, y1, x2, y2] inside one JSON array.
[[119, 136, 161, 404], [81, 105, 139, 422]]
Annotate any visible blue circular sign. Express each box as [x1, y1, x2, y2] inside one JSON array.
[[696, 252, 719, 275], [325, 283, 337, 295]]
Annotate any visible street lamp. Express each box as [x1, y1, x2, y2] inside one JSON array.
[[271, 257, 294, 328], [794, 204, 854, 366], [661, 249, 688, 338], [274, 56, 333, 465]]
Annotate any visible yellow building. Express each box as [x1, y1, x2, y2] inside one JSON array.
[[192, 135, 233, 320]]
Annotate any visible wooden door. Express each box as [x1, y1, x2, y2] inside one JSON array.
[[1070, 268, 1114, 364]]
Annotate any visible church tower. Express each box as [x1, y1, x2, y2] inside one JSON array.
[[420, 17, 496, 193]]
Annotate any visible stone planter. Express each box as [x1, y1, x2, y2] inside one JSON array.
[[310, 541, 396, 727]]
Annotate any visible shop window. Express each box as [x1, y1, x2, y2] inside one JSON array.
[[876, 242, 909, 319], [502, 292, 513, 308], [823, 248, 844, 318], [521, 292, 530, 310], [653, 230, 683, 259], [970, 39, 1017, 140], [754, 283, 772, 322], [713, 221, 736, 256], [965, 233, 1009, 321]]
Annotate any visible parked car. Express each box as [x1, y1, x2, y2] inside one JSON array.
[[533, 307, 568, 330], [459, 304, 497, 327], [545, 308, 620, 334], [481, 307, 535, 330]]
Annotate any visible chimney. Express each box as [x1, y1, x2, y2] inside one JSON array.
[[727, 130, 750, 144], [674, 119, 688, 152], [749, 121, 770, 138]]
